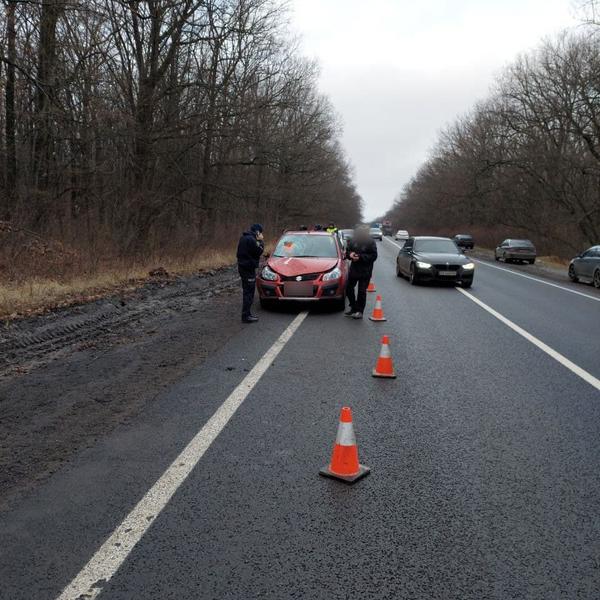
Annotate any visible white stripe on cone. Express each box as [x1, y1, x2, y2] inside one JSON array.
[[335, 422, 357, 446]]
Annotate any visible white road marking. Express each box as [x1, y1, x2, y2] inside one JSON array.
[[55, 311, 309, 600], [474, 259, 600, 303], [384, 237, 403, 250], [457, 287, 600, 392]]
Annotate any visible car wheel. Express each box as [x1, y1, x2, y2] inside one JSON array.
[[462, 281, 472, 289], [568, 264, 579, 282], [594, 269, 600, 289], [409, 264, 419, 285], [396, 262, 404, 278]]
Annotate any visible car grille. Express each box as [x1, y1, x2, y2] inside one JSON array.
[[280, 273, 320, 282], [433, 264, 460, 272]]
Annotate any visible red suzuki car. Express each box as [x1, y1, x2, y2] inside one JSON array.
[[257, 231, 348, 310]]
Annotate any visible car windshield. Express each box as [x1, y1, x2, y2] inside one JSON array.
[[414, 239, 459, 253], [511, 239, 534, 247], [273, 234, 338, 258]]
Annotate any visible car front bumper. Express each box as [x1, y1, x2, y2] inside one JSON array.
[[257, 279, 345, 301], [415, 265, 474, 284]]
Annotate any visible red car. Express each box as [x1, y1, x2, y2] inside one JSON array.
[[257, 231, 348, 310]]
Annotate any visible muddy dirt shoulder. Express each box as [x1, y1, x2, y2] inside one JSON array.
[[0, 266, 242, 511]]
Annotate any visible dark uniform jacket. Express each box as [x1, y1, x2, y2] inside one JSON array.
[[345, 238, 378, 278], [237, 231, 265, 270]]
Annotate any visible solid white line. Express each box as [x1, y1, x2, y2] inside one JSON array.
[[474, 259, 600, 303], [457, 287, 600, 391], [55, 311, 309, 600]]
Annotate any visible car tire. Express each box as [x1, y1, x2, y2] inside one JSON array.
[[396, 262, 404, 278], [594, 269, 600, 289], [568, 264, 579, 282], [259, 298, 275, 310], [461, 281, 472, 289], [409, 264, 419, 285], [331, 298, 346, 312]]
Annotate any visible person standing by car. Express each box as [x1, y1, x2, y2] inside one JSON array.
[[326, 222, 338, 234], [345, 224, 377, 319], [236, 224, 264, 323]]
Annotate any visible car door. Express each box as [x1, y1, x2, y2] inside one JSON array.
[[398, 238, 414, 274], [578, 248, 596, 278], [591, 248, 600, 277]]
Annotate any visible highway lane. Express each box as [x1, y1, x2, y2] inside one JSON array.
[[1, 239, 600, 599], [383, 238, 600, 381]]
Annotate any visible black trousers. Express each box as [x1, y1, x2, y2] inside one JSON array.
[[346, 274, 369, 312], [238, 266, 257, 318]]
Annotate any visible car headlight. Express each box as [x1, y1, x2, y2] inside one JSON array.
[[261, 266, 278, 281], [462, 262, 475, 270], [416, 261, 432, 269], [322, 266, 342, 281]]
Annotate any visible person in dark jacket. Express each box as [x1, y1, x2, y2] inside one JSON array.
[[236, 224, 265, 323], [344, 224, 377, 319]]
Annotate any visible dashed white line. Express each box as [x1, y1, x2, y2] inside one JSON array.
[[457, 287, 600, 392], [55, 311, 309, 600], [474, 259, 600, 303]]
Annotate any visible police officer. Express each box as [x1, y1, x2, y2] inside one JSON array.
[[236, 224, 264, 323], [326, 222, 338, 234], [345, 224, 377, 319]]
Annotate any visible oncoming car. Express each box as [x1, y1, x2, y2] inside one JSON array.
[[568, 245, 600, 288], [453, 234, 474, 250], [396, 236, 475, 287], [257, 231, 348, 309], [395, 230, 409, 241]]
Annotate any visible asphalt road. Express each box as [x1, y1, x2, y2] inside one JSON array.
[[1, 238, 599, 599]]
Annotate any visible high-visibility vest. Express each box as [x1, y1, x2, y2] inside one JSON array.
[[326, 227, 337, 234]]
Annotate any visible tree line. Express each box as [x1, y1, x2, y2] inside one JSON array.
[[383, 26, 600, 256], [0, 0, 362, 260]]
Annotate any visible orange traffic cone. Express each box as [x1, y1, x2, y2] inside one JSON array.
[[319, 407, 371, 484], [369, 295, 387, 321], [372, 335, 396, 378], [367, 280, 376, 293]]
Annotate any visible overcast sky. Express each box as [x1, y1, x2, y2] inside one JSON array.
[[290, 0, 578, 221]]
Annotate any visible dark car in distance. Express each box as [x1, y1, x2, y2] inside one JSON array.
[[453, 234, 474, 250], [494, 239, 537, 264], [568, 245, 600, 288], [396, 236, 475, 287]]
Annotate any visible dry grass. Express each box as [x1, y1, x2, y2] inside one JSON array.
[[0, 249, 235, 319]]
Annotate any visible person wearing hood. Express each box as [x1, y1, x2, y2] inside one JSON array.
[[236, 224, 265, 323]]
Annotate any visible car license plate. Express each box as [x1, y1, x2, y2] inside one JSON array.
[[284, 282, 313, 297], [438, 270, 456, 276]]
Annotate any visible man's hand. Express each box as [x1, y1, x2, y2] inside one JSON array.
[[350, 252, 359, 261]]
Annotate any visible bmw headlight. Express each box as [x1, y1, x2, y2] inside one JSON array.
[[416, 261, 432, 269], [261, 266, 278, 281], [462, 262, 475, 270], [322, 266, 342, 281]]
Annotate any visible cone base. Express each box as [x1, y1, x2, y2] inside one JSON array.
[[372, 369, 396, 378], [368, 316, 387, 321], [319, 464, 371, 484]]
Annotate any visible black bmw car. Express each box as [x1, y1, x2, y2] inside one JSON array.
[[396, 236, 475, 287]]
